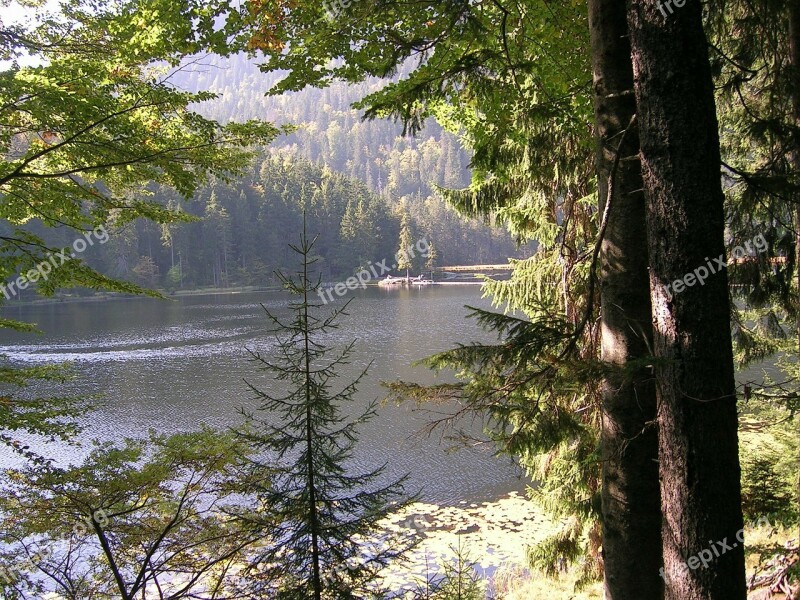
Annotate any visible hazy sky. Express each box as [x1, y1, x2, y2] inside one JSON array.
[[2, 0, 61, 67]]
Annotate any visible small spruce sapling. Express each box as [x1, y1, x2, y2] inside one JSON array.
[[235, 224, 416, 599]]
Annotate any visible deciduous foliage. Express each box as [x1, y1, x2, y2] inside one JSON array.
[[0, 360, 88, 464], [0, 0, 277, 309], [0, 0, 275, 450], [0, 429, 257, 600]]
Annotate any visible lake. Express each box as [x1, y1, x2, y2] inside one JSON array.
[[0, 285, 529, 504]]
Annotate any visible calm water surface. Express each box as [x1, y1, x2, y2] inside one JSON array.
[[0, 285, 528, 503]]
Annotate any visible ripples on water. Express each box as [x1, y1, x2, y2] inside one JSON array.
[[0, 287, 528, 503]]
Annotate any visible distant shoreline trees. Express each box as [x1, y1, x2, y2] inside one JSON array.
[[5, 151, 525, 297]]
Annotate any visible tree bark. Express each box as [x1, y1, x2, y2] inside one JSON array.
[[588, 1, 663, 598], [625, 1, 746, 598]]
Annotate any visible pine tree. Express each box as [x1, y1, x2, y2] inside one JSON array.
[[204, 191, 232, 288], [235, 223, 415, 599], [425, 240, 438, 277], [338, 197, 360, 272], [740, 451, 794, 521], [259, 0, 603, 582], [396, 208, 414, 280]]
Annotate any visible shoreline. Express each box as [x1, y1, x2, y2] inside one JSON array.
[[378, 491, 548, 595], [0, 281, 489, 309]]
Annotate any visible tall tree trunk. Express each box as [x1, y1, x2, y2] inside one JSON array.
[[588, 1, 663, 598], [304, 268, 323, 600], [625, 1, 746, 598]]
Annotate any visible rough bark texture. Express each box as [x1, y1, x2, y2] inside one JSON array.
[[625, 1, 746, 598], [588, 1, 663, 598]]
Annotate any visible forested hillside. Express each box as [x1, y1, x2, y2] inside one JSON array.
[[6, 152, 522, 293], [174, 54, 472, 198], [1, 54, 526, 294], [134, 153, 523, 288]]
